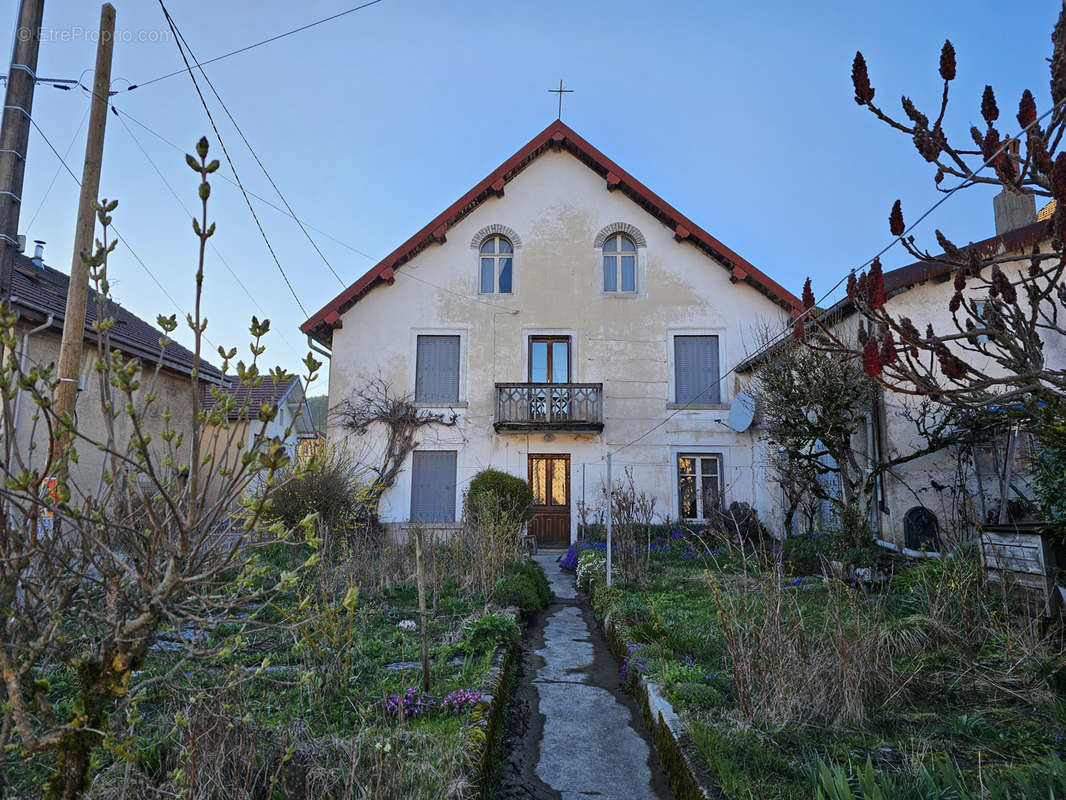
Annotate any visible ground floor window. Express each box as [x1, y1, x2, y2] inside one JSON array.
[[678, 453, 722, 520], [410, 450, 457, 522]]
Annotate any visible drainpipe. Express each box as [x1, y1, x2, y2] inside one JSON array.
[[13, 312, 55, 436], [306, 334, 331, 361]]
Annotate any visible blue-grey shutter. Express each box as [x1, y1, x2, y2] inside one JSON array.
[[410, 450, 457, 522], [415, 336, 460, 403], [674, 336, 720, 403]]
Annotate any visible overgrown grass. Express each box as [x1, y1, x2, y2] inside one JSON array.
[[4, 539, 541, 799], [586, 533, 1066, 799]]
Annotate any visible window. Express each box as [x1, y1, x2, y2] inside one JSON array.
[[903, 506, 940, 552], [479, 235, 513, 294], [602, 233, 637, 292], [673, 335, 720, 404], [415, 335, 460, 404], [410, 450, 457, 522], [678, 454, 721, 519]]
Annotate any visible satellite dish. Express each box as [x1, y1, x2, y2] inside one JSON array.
[[728, 392, 756, 433]]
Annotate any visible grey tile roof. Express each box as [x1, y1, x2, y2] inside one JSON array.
[[8, 252, 222, 381]]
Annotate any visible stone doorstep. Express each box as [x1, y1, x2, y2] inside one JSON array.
[[602, 613, 726, 800]]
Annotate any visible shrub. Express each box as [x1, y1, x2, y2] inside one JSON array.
[[576, 549, 607, 594], [265, 447, 371, 538], [706, 502, 768, 548], [460, 613, 520, 654], [468, 469, 533, 522], [491, 560, 551, 614]]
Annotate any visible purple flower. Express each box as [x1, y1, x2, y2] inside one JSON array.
[[792, 577, 802, 586], [386, 686, 436, 719], [440, 688, 483, 713]]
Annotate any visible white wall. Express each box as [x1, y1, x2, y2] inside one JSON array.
[[327, 151, 791, 541]]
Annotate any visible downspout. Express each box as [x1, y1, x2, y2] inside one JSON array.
[[13, 312, 55, 437], [306, 334, 331, 361]]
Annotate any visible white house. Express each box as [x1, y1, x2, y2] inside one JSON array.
[[302, 121, 800, 546]]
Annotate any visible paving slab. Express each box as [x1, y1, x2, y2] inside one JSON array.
[[496, 551, 672, 799]]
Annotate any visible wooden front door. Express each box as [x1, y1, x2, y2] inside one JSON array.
[[528, 454, 570, 548]]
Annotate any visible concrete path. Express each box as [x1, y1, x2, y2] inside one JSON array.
[[496, 551, 673, 800]]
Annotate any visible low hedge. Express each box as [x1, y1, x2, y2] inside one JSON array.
[[491, 559, 552, 616]]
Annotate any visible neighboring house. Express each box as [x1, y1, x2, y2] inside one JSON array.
[[1, 246, 222, 486], [201, 375, 318, 473], [302, 120, 800, 545], [740, 191, 1064, 553]]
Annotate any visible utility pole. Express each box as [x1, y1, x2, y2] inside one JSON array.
[[52, 3, 114, 433], [0, 0, 45, 299]]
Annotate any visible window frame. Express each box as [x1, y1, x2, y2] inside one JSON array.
[[601, 233, 639, 294], [667, 330, 727, 409], [409, 449, 458, 523], [478, 234, 515, 295], [410, 328, 468, 408], [594, 226, 646, 299], [675, 452, 724, 521]]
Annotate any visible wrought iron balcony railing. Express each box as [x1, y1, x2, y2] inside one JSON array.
[[494, 382, 604, 433]]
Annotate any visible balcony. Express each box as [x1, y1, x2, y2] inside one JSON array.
[[494, 383, 604, 433]]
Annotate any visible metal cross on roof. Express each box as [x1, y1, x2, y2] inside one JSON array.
[[548, 79, 573, 120]]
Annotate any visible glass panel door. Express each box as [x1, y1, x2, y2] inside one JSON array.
[[529, 337, 571, 421]]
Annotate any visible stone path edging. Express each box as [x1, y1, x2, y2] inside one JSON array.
[[463, 609, 519, 799], [598, 611, 726, 800]]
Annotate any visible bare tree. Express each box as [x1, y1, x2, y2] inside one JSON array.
[[0, 138, 321, 800], [801, 13, 1066, 444], [332, 377, 457, 528]]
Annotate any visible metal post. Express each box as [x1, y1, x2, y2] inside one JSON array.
[[581, 463, 586, 540], [605, 452, 612, 587]]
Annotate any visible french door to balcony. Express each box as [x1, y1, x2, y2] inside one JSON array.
[[529, 337, 570, 421]]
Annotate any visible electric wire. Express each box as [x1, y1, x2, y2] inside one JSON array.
[[127, 0, 387, 93], [595, 95, 1066, 464], [26, 101, 90, 230], [162, 13, 346, 288], [113, 107, 307, 363], [157, 0, 309, 318]]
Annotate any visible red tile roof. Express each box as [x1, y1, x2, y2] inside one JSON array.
[[301, 120, 801, 346]]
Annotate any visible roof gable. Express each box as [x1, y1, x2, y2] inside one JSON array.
[[301, 120, 801, 346]]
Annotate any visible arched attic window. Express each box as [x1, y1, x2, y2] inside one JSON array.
[[479, 235, 513, 294], [603, 233, 637, 293]]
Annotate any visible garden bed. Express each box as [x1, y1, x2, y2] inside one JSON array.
[[575, 536, 1066, 799], [5, 543, 550, 800]]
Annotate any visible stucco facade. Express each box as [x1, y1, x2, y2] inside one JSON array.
[[315, 128, 796, 544]]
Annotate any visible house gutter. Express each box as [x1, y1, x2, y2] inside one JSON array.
[[12, 311, 55, 438], [306, 333, 331, 361]]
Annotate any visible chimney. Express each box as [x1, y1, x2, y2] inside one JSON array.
[[31, 240, 44, 266], [993, 141, 1036, 235]]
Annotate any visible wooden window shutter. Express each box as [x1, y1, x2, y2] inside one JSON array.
[[410, 450, 457, 522], [415, 335, 460, 403], [674, 335, 720, 404]]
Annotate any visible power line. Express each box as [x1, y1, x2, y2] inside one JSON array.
[[127, 0, 387, 93], [26, 101, 90, 230], [599, 96, 1066, 463], [110, 107, 378, 262], [157, 0, 309, 318], [25, 114, 216, 351], [161, 15, 346, 289], [113, 107, 307, 363]]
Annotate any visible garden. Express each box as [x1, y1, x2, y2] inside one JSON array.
[[568, 505, 1066, 799], [2, 456, 549, 800]]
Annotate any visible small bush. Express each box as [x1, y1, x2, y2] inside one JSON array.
[[576, 549, 607, 594], [467, 469, 533, 522], [264, 447, 370, 537], [460, 613, 520, 654], [560, 541, 589, 571], [491, 560, 551, 614]]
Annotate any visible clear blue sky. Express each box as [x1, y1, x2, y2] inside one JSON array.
[[7, 0, 1061, 386]]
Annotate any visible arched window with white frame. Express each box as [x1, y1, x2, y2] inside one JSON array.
[[603, 233, 637, 293], [479, 235, 513, 294]]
